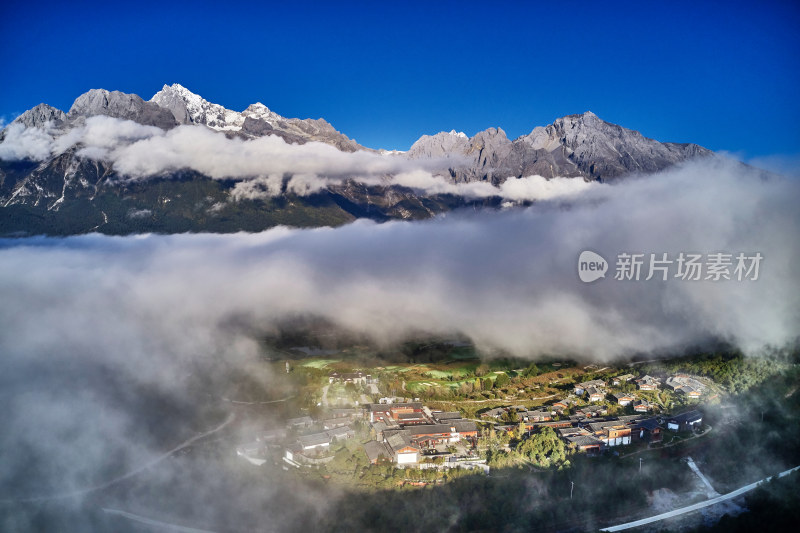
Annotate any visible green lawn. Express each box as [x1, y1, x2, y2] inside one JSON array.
[[301, 359, 340, 369], [424, 370, 457, 379], [383, 365, 418, 372]]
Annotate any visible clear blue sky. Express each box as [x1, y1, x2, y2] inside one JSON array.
[[1, 0, 798, 159]]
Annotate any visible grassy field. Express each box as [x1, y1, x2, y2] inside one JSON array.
[[300, 359, 340, 369], [382, 365, 418, 372]]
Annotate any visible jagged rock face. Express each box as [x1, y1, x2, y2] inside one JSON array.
[[407, 130, 471, 159], [0, 86, 714, 236], [150, 84, 364, 152], [408, 111, 711, 183], [67, 89, 178, 129], [13, 104, 67, 129], [520, 111, 710, 179], [150, 83, 244, 130]]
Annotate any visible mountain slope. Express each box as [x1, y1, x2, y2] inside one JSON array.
[[67, 89, 178, 129], [0, 85, 712, 236], [150, 84, 364, 151], [408, 111, 711, 183]]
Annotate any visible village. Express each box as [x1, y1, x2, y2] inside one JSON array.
[[235, 359, 713, 478]]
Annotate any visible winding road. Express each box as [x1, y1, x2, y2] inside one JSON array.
[[102, 508, 218, 533], [221, 395, 294, 405], [2, 412, 236, 503]]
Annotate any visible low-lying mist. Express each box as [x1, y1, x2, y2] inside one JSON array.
[[0, 157, 798, 530]]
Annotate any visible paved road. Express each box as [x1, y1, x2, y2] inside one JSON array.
[[600, 465, 800, 531], [2, 412, 236, 503]]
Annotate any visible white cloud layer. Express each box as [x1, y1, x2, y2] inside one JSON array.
[[0, 158, 797, 515], [1, 158, 796, 365], [0, 118, 601, 202]]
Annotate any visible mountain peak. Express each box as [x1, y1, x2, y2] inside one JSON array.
[[151, 83, 242, 130], [68, 88, 177, 128], [154, 83, 203, 103], [243, 102, 275, 119], [13, 103, 67, 129]]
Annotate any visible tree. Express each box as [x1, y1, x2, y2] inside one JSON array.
[[519, 427, 567, 467], [516, 420, 527, 440], [495, 373, 510, 388], [524, 363, 541, 377]]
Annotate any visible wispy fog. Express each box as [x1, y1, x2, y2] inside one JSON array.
[[0, 157, 798, 529], [2, 157, 797, 361]]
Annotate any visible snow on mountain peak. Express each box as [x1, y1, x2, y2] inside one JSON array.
[[151, 83, 243, 131], [448, 129, 468, 138], [242, 102, 277, 122]]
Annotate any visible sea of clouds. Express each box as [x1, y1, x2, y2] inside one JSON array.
[[0, 119, 798, 527], [0, 116, 599, 201]]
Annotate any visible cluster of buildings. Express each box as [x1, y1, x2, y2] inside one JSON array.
[[666, 410, 703, 431], [552, 415, 661, 453], [611, 392, 654, 412], [480, 405, 556, 422], [475, 371, 708, 455], [665, 374, 705, 398], [364, 402, 479, 466], [575, 374, 662, 396], [280, 409, 364, 465], [635, 375, 661, 391], [537, 409, 703, 454], [480, 403, 609, 425], [612, 374, 635, 385], [570, 373, 704, 413], [240, 369, 708, 470], [574, 379, 607, 400]]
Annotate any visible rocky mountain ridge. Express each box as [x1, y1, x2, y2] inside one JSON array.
[[408, 111, 710, 183], [0, 84, 713, 236]]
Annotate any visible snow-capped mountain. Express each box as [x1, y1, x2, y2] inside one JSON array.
[[150, 83, 245, 130], [0, 84, 713, 236], [150, 84, 364, 152]]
